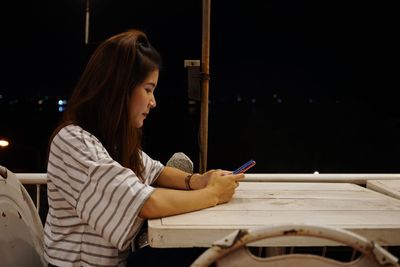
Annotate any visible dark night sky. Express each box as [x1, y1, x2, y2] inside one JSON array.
[[1, 1, 399, 173], [2, 1, 397, 99]]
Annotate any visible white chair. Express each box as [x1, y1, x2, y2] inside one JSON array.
[[0, 165, 46, 267], [191, 224, 399, 267]]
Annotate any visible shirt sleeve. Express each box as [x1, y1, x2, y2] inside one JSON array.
[[140, 151, 165, 185], [52, 125, 154, 250]]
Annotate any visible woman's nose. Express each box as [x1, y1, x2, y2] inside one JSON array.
[[149, 96, 156, 108]]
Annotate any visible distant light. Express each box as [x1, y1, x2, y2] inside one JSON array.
[[57, 99, 67, 106], [0, 140, 10, 147], [0, 94, 3, 99], [58, 106, 65, 112], [38, 99, 44, 105], [251, 98, 256, 103], [236, 96, 242, 102]]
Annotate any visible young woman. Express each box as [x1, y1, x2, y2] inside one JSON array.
[[44, 29, 244, 267]]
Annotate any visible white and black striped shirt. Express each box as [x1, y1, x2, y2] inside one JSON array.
[[44, 125, 164, 267]]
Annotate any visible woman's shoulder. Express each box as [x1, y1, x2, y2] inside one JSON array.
[[52, 124, 110, 159], [55, 124, 101, 145], [56, 124, 83, 138], [58, 124, 81, 134]]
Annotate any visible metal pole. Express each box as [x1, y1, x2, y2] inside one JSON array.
[[85, 0, 90, 45], [200, 0, 211, 173], [36, 185, 41, 213]]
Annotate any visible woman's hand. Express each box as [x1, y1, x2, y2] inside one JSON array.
[[140, 169, 244, 219], [189, 172, 211, 190], [203, 169, 244, 205], [190, 169, 232, 190]]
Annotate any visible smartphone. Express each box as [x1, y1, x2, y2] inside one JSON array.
[[233, 160, 256, 174]]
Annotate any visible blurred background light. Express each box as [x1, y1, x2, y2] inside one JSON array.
[[0, 139, 10, 148]]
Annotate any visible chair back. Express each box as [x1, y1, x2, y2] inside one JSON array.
[[191, 224, 399, 267], [0, 165, 46, 267]]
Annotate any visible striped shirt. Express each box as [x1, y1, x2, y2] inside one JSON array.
[[44, 124, 164, 267]]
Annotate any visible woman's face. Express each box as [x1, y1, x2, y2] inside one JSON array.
[[130, 70, 159, 128]]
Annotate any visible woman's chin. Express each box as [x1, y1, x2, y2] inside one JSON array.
[[135, 121, 144, 128]]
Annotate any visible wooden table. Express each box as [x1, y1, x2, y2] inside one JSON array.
[[367, 179, 400, 200], [148, 182, 400, 248], [243, 173, 400, 185]]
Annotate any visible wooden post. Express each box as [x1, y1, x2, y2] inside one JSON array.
[[85, 0, 90, 45], [200, 0, 211, 173]]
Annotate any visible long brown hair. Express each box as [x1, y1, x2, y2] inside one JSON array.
[[52, 29, 162, 180]]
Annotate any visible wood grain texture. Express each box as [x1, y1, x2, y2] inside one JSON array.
[[148, 182, 400, 247], [367, 179, 400, 200]]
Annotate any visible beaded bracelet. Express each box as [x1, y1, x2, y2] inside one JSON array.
[[185, 173, 194, 190]]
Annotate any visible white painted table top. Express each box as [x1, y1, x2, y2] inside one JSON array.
[[367, 179, 400, 200], [148, 182, 400, 248]]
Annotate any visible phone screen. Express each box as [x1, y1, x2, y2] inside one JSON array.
[[233, 160, 256, 174]]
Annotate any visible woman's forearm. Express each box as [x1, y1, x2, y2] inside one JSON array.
[[142, 169, 244, 219], [139, 187, 218, 219], [154, 166, 205, 190], [154, 166, 188, 189]]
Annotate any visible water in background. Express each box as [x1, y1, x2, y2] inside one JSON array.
[[3, 93, 399, 174]]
